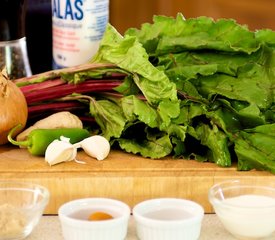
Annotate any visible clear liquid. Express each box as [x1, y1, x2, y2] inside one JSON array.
[[143, 208, 193, 221], [69, 208, 119, 221]]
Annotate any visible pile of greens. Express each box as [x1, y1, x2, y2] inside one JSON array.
[[89, 14, 275, 173], [18, 14, 274, 174]]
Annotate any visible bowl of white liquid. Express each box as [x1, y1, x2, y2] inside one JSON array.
[[209, 179, 275, 240], [132, 198, 204, 240]]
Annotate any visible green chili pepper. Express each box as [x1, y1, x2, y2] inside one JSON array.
[[8, 124, 90, 156]]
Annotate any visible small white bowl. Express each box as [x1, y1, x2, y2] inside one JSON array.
[[209, 179, 275, 240], [58, 198, 131, 240], [133, 198, 204, 240]]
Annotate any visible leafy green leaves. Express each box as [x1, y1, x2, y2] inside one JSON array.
[[89, 15, 275, 174], [117, 133, 173, 159], [89, 99, 126, 139], [92, 24, 178, 105], [126, 14, 261, 55], [235, 124, 275, 174]]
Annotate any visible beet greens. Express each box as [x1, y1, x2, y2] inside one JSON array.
[[15, 14, 275, 174]]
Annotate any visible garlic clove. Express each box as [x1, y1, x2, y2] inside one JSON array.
[[79, 135, 110, 161], [45, 137, 77, 166]]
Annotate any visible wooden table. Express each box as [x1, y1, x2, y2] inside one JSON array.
[[0, 145, 274, 214]]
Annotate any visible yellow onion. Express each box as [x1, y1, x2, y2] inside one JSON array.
[[0, 69, 28, 144]]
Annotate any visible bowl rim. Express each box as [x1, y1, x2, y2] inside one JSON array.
[[132, 197, 204, 226], [58, 197, 131, 226], [0, 180, 50, 208], [208, 179, 275, 209]]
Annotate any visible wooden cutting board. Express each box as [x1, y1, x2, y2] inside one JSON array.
[[0, 145, 274, 214]]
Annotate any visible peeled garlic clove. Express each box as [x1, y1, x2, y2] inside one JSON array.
[[79, 135, 110, 160], [45, 137, 77, 166]]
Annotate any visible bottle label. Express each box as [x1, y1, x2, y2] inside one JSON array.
[[52, 0, 109, 68]]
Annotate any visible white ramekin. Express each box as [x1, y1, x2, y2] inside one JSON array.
[[58, 197, 131, 240], [133, 198, 204, 240]]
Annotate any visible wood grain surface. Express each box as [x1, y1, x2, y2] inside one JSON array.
[[0, 145, 274, 214]]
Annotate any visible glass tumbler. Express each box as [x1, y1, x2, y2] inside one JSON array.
[[0, 0, 32, 80]]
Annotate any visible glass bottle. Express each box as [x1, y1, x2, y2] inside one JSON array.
[[51, 0, 109, 69], [0, 0, 32, 80]]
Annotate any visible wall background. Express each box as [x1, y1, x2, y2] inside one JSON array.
[[110, 0, 275, 34]]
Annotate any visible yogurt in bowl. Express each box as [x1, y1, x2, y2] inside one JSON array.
[[209, 179, 275, 239]]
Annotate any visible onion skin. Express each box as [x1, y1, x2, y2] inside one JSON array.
[[0, 70, 28, 144]]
